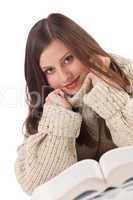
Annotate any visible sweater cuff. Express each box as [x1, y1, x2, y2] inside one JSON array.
[[38, 103, 82, 138], [83, 81, 129, 120]]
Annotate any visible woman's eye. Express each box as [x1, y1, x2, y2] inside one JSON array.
[[63, 55, 74, 65], [45, 68, 54, 75]]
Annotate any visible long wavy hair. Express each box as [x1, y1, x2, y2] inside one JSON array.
[[23, 13, 130, 154]]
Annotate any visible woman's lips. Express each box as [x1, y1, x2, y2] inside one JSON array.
[[64, 76, 80, 89]]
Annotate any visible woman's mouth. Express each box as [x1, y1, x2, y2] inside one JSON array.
[[64, 76, 80, 90]]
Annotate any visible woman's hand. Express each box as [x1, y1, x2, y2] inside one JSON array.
[[86, 55, 122, 90], [85, 71, 102, 87], [86, 70, 123, 90], [45, 88, 72, 110]]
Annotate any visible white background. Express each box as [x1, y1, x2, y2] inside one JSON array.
[[0, 0, 133, 199]]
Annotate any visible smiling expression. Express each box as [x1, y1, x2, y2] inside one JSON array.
[[39, 39, 90, 95]]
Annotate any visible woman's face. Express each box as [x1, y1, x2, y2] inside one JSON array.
[[39, 39, 90, 95]]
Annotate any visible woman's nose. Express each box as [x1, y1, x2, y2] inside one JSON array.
[[57, 68, 73, 84]]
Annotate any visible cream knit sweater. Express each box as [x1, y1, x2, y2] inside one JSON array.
[[14, 54, 133, 195]]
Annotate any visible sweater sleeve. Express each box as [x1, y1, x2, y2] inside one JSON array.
[[83, 80, 133, 146], [14, 103, 82, 195]]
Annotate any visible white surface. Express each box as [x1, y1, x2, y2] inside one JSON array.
[[100, 146, 133, 178], [0, 0, 133, 199], [31, 160, 103, 200]]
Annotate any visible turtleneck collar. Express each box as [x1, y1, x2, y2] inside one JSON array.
[[66, 75, 92, 108]]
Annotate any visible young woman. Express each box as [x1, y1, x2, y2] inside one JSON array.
[[14, 13, 133, 195]]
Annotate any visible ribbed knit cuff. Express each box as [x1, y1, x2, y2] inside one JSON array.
[[83, 81, 129, 120], [38, 103, 82, 138]]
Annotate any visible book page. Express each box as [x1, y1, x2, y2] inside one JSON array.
[[99, 146, 133, 186], [32, 159, 106, 200]]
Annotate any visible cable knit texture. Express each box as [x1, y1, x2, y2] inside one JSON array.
[[38, 103, 82, 137], [14, 54, 133, 195]]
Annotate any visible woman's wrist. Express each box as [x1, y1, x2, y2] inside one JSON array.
[[83, 81, 129, 120], [38, 103, 82, 138]]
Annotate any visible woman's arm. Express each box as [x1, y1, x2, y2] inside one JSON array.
[[14, 103, 82, 195], [83, 80, 133, 146]]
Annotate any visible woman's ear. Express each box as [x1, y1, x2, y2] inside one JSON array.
[[97, 55, 111, 72]]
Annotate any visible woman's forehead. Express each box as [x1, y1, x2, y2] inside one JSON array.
[[39, 40, 70, 67]]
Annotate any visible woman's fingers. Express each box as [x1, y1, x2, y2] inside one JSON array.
[[45, 89, 72, 109], [83, 74, 92, 87], [86, 71, 102, 87], [53, 88, 65, 97], [79, 73, 92, 93], [48, 88, 64, 98], [45, 96, 52, 103]]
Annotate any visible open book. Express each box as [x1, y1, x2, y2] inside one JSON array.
[[31, 146, 133, 200]]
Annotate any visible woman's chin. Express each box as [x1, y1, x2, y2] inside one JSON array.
[[63, 74, 88, 96]]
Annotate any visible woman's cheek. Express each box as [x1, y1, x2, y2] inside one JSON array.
[[46, 76, 59, 89]]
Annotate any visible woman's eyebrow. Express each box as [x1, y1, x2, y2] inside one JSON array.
[[59, 51, 71, 63], [42, 51, 71, 69]]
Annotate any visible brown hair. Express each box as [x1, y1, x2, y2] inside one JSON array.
[[23, 13, 130, 150]]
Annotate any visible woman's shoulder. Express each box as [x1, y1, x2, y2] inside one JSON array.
[[110, 53, 133, 64], [109, 53, 133, 80]]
